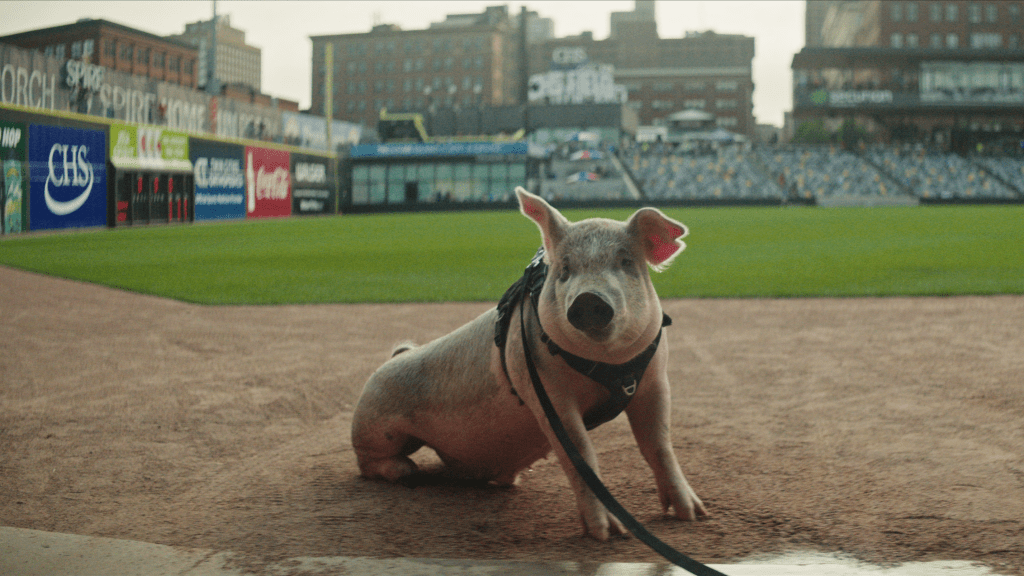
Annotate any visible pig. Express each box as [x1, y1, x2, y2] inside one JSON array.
[[351, 187, 707, 540]]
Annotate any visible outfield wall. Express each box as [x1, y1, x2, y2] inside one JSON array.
[[1, 103, 337, 234]]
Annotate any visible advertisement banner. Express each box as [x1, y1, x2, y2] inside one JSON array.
[[28, 124, 107, 230], [190, 139, 245, 221], [110, 123, 191, 171], [245, 146, 291, 218], [1, 119, 27, 233], [291, 153, 334, 215]]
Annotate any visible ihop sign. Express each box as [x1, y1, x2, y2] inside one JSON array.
[[28, 125, 107, 230]]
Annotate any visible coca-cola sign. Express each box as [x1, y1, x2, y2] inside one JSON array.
[[244, 146, 291, 218]]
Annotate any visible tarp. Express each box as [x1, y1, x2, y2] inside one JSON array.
[[566, 171, 599, 183], [569, 150, 604, 161]]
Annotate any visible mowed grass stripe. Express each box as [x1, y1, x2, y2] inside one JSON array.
[[1, 205, 1021, 304]]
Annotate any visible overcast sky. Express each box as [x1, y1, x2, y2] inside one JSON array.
[[0, 1, 805, 126]]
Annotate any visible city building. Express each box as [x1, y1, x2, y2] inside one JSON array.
[[793, 0, 1024, 151], [310, 5, 551, 129], [0, 18, 199, 89], [169, 15, 262, 92], [528, 2, 756, 137]]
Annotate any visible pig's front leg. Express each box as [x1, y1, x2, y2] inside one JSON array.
[[625, 355, 708, 521], [539, 403, 629, 540]]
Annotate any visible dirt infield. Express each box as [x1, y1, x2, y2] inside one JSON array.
[[1, 265, 1022, 574]]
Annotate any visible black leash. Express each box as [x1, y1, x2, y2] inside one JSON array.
[[518, 300, 726, 576]]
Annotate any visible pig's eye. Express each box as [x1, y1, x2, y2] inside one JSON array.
[[558, 262, 572, 282], [621, 257, 635, 270]]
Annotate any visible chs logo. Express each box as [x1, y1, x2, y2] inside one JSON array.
[[45, 144, 94, 215]]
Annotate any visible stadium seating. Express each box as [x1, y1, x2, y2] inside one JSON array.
[[623, 142, 1023, 202], [865, 146, 1019, 200]]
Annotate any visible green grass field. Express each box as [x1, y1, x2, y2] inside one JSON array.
[[1, 205, 1021, 304]]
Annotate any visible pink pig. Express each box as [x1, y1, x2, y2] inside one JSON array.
[[352, 187, 707, 540]]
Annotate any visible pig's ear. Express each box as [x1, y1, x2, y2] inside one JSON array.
[[627, 208, 688, 272], [515, 187, 567, 259]]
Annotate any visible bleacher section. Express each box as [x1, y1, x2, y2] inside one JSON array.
[[865, 147, 1019, 200], [619, 143, 1022, 204]]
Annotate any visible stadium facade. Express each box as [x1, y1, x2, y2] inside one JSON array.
[[795, 0, 1024, 151]]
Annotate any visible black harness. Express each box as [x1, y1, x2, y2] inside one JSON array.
[[494, 248, 671, 430]]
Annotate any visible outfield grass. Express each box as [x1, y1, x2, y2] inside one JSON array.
[[1, 205, 1021, 304]]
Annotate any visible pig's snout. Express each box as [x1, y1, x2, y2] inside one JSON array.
[[567, 292, 615, 334]]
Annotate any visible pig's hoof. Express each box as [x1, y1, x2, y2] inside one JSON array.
[[359, 456, 418, 482]]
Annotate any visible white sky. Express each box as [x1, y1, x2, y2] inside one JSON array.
[[0, 1, 805, 126]]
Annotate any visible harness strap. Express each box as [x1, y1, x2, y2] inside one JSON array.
[[495, 247, 669, 429], [518, 300, 725, 576]]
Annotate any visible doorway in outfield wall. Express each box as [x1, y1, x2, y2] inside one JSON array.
[[114, 172, 194, 226]]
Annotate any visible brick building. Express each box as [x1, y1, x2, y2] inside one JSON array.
[[528, 2, 756, 136], [169, 15, 262, 92], [310, 6, 540, 129], [0, 18, 199, 89], [794, 0, 1024, 150]]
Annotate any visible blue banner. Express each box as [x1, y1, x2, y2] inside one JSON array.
[[190, 140, 246, 221], [28, 125, 108, 231]]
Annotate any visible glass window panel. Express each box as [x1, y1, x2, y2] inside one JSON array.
[[510, 163, 526, 184], [352, 182, 369, 204], [353, 165, 369, 184], [369, 182, 385, 203]]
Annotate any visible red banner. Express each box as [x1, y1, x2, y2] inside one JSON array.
[[245, 146, 291, 218]]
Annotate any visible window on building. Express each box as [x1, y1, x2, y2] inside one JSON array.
[[1010, 4, 1021, 20], [946, 33, 959, 48], [104, 40, 115, 57], [930, 33, 943, 48], [946, 3, 959, 21], [716, 80, 739, 91], [652, 100, 675, 110], [154, 51, 164, 67], [71, 41, 83, 58], [969, 3, 982, 23], [891, 2, 903, 21], [717, 117, 738, 128], [716, 99, 737, 109], [138, 47, 149, 64], [986, 3, 998, 21], [907, 2, 919, 21], [1010, 34, 1020, 49], [930, 3, 942, 21], [907, 33, 919, 48], [971, 33, 1002, 48], [684, 99, 706, 109], [891, 33, 904, 48], [684, 81, 706, 90]]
